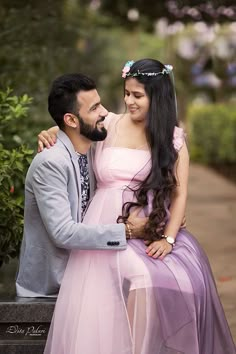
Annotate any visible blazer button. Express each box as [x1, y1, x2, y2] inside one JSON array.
[[107, 241, 120, 246]]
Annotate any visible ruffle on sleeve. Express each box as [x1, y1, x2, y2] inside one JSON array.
[[173, 126, 185, 152]]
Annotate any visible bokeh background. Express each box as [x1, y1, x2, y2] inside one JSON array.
[[1, 0, 235, 153]]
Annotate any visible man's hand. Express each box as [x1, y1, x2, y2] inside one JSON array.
[[125, 208, 148, 239], [145, 239, 173, 259], [38, 126, 59, 152]]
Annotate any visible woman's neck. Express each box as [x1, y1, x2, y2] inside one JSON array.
[[114, 113, 148, 149]]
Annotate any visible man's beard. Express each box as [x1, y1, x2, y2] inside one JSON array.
[[78, 116, 107, 141]]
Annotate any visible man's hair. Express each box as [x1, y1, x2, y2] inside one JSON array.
[[48, 73, 96, 129]]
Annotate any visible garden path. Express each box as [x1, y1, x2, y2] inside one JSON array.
[[187, 163, 236, 343]]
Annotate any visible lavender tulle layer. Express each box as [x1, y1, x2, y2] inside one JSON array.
[[44, 229, 235, 354]]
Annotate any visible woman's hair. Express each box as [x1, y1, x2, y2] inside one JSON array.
[[118, 58, 179, 240]]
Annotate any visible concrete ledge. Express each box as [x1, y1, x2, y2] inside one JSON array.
[[0, 342, 45, 354], [0, 298, 55, 354]]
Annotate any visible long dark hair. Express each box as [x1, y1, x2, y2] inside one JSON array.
[[118, 59, 178, 240]]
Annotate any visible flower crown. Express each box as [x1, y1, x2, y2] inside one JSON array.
[[122, 60, 173, 79]]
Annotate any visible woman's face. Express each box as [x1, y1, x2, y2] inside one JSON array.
[[124, 78, 150, 123]]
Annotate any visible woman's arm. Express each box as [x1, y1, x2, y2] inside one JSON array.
[[163, 141, 189, 238], [146, 141, 189, 259], [38, 126, 59, 152]]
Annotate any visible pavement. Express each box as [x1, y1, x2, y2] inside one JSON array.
[[187, 163, 236, 343]]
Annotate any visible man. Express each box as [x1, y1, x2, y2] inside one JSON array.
[[16, 73, 145, 297]]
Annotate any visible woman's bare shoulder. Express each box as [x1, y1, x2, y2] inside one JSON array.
[[105, 112, 127, 128]]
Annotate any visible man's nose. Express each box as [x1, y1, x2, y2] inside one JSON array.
[[100, 105, 108, 117]]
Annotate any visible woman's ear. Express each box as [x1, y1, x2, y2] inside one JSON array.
[[63, 113, 78, 128]]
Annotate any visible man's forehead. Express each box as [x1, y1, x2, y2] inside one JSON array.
[[77, 89, 100, 107]]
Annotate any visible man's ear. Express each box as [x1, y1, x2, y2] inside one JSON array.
[[64, 113, 78, 128]]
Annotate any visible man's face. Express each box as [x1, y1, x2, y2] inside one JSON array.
[[76, 89, 108, 141]]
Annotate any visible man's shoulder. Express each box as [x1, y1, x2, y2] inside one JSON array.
[[29, 144, 71, 172]]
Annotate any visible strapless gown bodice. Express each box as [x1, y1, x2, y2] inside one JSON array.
[[95, 147, 151, 189]]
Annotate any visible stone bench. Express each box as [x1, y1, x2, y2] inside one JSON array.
[[0, 297, 55, 354]]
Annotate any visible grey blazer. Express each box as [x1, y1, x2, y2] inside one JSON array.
[[16, 130, 126, 297]]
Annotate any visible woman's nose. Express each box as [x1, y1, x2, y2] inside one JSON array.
[[125, 95, 134, 105]]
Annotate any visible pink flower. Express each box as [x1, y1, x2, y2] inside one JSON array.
[[122, 66, 131, 78]]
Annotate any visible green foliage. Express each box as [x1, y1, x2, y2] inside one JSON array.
[[0, 88, 33, 148], [0, 88, 34, 267], [187, 104, 236, 164]]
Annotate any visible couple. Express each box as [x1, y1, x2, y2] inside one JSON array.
[[18, 59, 235, 353]]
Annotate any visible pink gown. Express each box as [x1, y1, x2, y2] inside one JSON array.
[[44, 114, 235, 354]]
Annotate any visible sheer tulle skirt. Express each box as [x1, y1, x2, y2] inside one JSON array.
[[44, 229, 235, 354]]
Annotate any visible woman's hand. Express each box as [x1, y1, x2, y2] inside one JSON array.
[[37, 126, 59, 152], [145, 239, 173, 259]]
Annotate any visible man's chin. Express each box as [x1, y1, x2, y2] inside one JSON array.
[[89, 127, 107, 142], [95, 129, 107, 141]]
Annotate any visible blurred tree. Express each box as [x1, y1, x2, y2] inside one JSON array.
[[0, 0, 118, 142], [0, 0, 80, 107], [0, 0, 167, 124]]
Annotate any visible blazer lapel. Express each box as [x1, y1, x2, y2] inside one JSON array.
[[87, 144, 96, 199], [57, 131, 82, 222], [71, 156, 82, 222]]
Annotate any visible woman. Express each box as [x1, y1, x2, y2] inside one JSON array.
[[42, 59, 235, 353]]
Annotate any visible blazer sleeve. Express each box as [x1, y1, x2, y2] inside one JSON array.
[[32, 158, 127, 250]]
